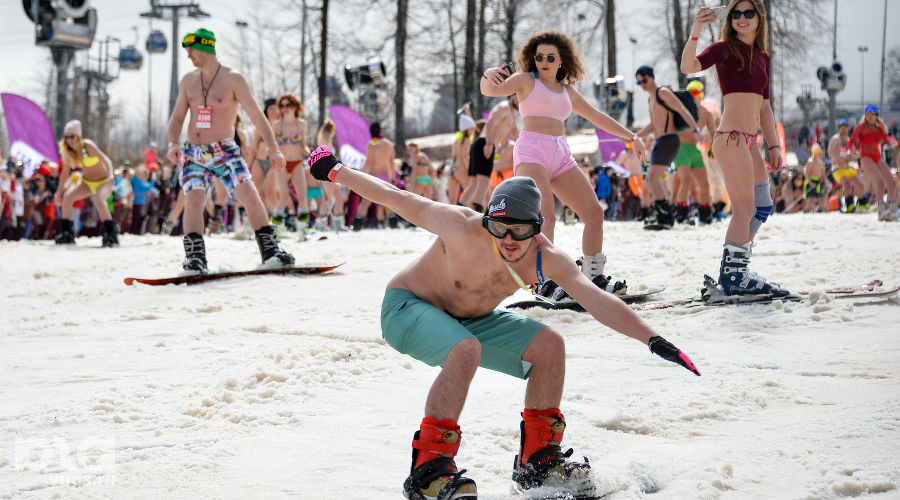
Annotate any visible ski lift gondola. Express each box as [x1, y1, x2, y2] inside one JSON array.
[[119, 46, 143, 70], [146, 30, 167, 53]]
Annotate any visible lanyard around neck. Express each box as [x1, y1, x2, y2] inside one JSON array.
[[491, 236, 541, 292], [201, 64, 222, 107]]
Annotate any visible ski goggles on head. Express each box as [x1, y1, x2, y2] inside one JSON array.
[[182, 34, 216, 52], [482, 216, 540, 241]]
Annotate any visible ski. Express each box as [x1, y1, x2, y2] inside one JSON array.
[[631, 278, 895, 311], [124, 263, 343, 286], [505, 286, 665, 311]]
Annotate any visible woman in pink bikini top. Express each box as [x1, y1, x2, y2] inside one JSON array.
[[480, 29, 647, 300]]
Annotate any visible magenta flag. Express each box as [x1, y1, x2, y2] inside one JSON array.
[[327, 105, 370, 170], [1, 93, 59, 177], [595, 128, 625, 164]]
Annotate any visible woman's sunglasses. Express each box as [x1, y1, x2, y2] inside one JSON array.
[[64, 135, 78, 140], [636, 78, 650, 85], [534, 54, 556, 63], [730, 9, 757, 20], [279, 103, 294, 108]]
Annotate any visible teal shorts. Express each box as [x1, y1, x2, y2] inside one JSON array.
[[307, 186, 323, 198], [381, 288, 546, 379], [674, 143, 706, 170]]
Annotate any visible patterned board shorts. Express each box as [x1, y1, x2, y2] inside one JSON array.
[[180, 138, 252, 194]]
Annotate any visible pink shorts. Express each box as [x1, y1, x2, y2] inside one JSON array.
[[513, 131, 578, 180]]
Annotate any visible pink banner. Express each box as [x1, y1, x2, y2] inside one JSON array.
[[595, 128, 625, 164], [327, 104, 370, 170], [1, 93, 59, 177]]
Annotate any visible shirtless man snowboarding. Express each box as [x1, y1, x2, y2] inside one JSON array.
[[166, 28, 293, 272], [307, 145, 700, 500]]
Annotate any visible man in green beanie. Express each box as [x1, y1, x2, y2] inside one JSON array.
[[166, 27, 294, 273]]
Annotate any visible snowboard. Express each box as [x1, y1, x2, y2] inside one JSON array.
[[505, 286, 665, 311], [124, 263, 343, 286]]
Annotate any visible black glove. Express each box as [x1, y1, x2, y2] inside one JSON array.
[[307, 145, 342, 182], [648, 336, 701, 376]]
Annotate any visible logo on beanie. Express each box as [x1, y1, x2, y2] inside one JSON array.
[[488, 198, 507, 217]]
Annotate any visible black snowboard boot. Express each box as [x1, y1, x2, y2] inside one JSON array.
[[55, 218, 76, 245], [255, 226, 295, 266], [698, 204, 713, 225], [182, 232, 208, 273], [101, 219, 120, 247]]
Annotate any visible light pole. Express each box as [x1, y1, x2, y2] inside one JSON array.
[[629, 37, 637, 89], [858, 45, 868, 109], [235, 20, 249, 88]]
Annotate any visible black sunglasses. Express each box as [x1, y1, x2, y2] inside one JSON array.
[[64, 135, 78, 139], [636, 78, 649, 85], [279, 103, 294, 108], [730, 9, 757, 20], [534, 54, 556, 63], [482, 217, 540, 241]]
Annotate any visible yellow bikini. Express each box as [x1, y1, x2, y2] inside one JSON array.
[[69, 147, 107, 193]]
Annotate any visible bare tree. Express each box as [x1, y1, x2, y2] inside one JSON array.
[[475, 0, 488, 113], [463, 0, 476, 109], [318, 0, 329, 130], [502, 0, 517, 64], [395, 0, 409, 154]]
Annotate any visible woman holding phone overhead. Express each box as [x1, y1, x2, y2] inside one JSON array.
[[481, 29, 647, 304], [681, 0, 790, 299]]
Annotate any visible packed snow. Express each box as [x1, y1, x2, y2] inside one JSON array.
[[1, 212, 899, 499]]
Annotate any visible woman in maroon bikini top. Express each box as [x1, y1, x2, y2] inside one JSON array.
[[678, 0, 791, 298]]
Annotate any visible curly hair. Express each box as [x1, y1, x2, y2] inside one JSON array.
[[278, 93, 304, 117], [719, 0, 769, 70], [517, 30, 586, 85]]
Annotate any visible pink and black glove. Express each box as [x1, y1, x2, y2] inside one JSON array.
[[648, 336, 701, 376], [307, 145, 343, 182]]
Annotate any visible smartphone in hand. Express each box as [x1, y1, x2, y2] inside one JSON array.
[[501, 62, 515, 79], [710, 6, 726, 21]]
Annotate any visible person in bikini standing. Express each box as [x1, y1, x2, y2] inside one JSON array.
[[166, 28, 293, 272], [849, 105, 897, 221], [271, 93, 312, 236], [246, 97, 281, 219], [306, 145, 701, 500], [408, 142, 435, 200], [682, 1, 789, 297], [481, 30, 648, 303], [634, 65, 701, 229], [54, 119, 119, 247]]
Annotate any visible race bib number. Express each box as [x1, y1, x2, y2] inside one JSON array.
[[196, 106, 212, 129]]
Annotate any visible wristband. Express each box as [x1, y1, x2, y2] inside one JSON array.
[[168, 141, 178, 148], [485, 142, 494, 148], [768, 145, 780, 150], [690, 36, 699, 41], [327, 163, 343, 182]]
